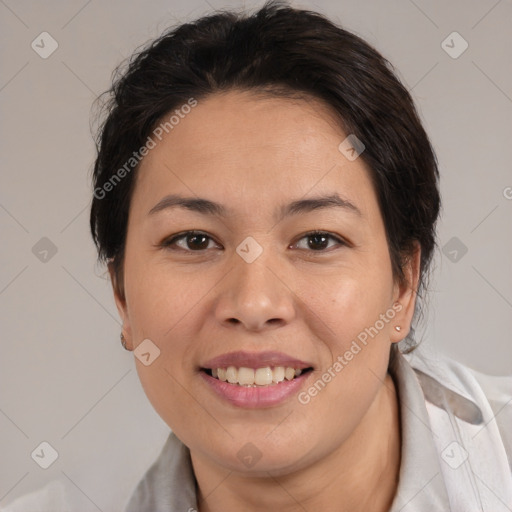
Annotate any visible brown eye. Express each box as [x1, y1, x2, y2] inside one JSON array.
[[294, 231, 346, 252], [161, 231, 218, 251]]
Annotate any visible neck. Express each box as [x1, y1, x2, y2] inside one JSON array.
[[192, 373, 401, 512]]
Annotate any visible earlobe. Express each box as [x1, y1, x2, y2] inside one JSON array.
[[108, 261, 131, 335], [391, 242, 421, 343]]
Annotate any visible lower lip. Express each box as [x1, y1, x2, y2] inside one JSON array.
[[200, 371, 311, 409]]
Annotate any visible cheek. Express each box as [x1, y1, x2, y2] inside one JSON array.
[[307, 264, 394, 347], [294, 273, 394, 430], [135, 359, 209, 438], [126, 278, 204, 431], [125, 254, 204, 339], [123, 261, 202, 419]]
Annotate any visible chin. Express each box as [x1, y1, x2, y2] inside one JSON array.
[[220, 451, 308, 477]]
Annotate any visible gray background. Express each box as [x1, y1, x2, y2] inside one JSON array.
[[1, 0, 511, 509]]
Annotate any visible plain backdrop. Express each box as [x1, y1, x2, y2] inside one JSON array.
[[1, 0, 511, 510]]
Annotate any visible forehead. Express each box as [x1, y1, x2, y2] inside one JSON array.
[[131, 90, 378, 222]]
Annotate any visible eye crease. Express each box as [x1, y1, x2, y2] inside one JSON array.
[[158, 230, 347, 253]]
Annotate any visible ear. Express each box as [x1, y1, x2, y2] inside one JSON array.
[[390, 241, 421, 344], [108, 261, 132, 349]]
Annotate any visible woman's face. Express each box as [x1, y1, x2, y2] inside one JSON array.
[[112, 90, 419, 475]]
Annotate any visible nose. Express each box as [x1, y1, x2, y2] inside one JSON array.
[[214, 250, 296, 332]]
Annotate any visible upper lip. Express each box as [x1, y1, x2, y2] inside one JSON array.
[[201, 351, 313, 370]]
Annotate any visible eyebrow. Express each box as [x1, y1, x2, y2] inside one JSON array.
[[148, 193, 363, 220]]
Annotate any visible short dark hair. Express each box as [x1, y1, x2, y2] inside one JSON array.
[[89, 0, 441, 351]]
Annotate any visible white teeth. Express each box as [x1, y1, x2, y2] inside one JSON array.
[[238, 367, 255, 386], [254, 367, 273, 386], [226, 366, 238, 384], [209, 366, 306, 386], [272, 366, 285, 383], [284, 367, 295, 381]]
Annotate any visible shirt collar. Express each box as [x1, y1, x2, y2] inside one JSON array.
[[388, 344, 451, 510], [125, 431, 198, 511], [125, 346, 451, 511]]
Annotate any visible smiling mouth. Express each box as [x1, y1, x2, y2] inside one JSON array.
[[201, 366, 314, 387]]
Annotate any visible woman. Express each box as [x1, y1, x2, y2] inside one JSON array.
[[89, 1, 511, 511], [3, 1, 508, 511]]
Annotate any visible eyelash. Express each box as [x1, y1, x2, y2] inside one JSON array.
[[159, 230, 347, 254]]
